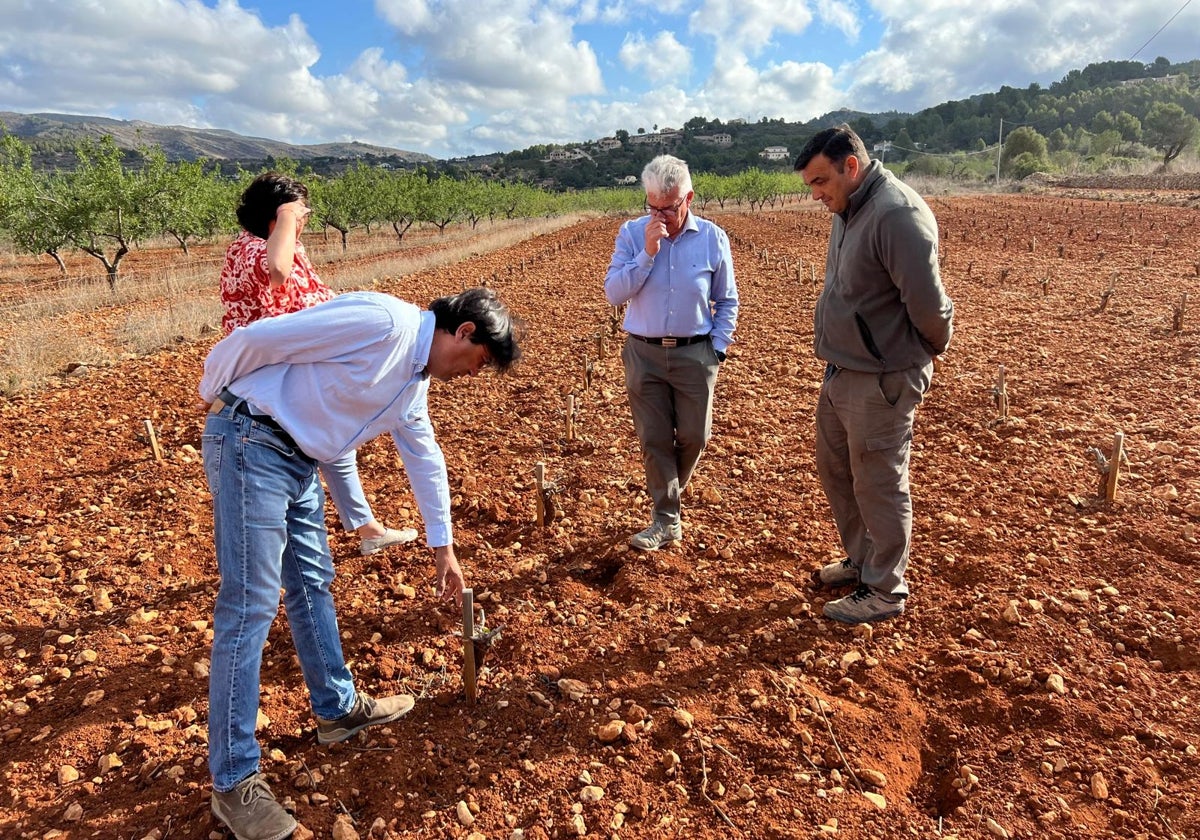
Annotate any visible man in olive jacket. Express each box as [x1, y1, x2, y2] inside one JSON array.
[[795, 124, 954, 624]]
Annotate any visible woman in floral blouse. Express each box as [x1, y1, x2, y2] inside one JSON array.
[[218, 172, 415, 556]]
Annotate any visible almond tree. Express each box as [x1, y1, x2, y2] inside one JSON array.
[[309, 162, 379, 251], [375, 169, 424, 243], [144, 152, 235, 255], [0, 133, 71, 273], [417, 174, 467, 234], [56, 137, 165, 289]]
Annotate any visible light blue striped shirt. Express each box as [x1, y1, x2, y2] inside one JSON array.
[[199, 292, 453, 548], [603, 211, 738, 352]]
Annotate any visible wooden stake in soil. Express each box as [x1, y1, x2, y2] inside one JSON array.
[[1172, 293, 1188, 333], [535, 462, 546, 526], [994, 365, 1009, 421], [565, 394, 575, 441], [1105, 431, 1125, 503], [609, 305, 622, 336], [144, 419, 163, 462], [596, 333, 605, 360], [461, 588, 477, 704], [1097, 272, 1118, 312]]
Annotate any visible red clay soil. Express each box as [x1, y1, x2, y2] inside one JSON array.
[[2, 194, 1198, 840]]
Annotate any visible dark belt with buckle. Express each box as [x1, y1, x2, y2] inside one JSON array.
[[627, 333, 710, 348], [211, 389, 305, 455]]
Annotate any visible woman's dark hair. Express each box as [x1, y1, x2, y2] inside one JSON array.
[[429, 286, 524, 372], [793, 124, 869, 173], [236, 172, 309, 239]]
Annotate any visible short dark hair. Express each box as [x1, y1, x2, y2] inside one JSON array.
[[794, 124, 869, 173], [236, 172, 309, 239], [429, 286, 524, 372]]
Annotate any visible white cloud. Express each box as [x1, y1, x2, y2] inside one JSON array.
[[696, 54, 841, 123], [844, 0, 1197, 114], [374, 0, 604, 100], [689, 0, 815, 53], [815, 0, 861, 41], [0, 0, 1195, 158], [618, 31, 693, 84]]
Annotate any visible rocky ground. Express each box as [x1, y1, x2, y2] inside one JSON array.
[[1, 193, 1198, 840]]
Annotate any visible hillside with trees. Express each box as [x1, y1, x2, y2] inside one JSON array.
[[1, 57, 1198, 195], [469, 57, 1200, 188]]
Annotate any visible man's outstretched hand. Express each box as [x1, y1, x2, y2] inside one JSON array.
[[433, 545, 465, 609]]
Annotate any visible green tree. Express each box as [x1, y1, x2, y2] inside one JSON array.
[[1114, 111, 1142, 150], [1091, 110, 1115, 134], [417, 175, 467, 233], [1091, 129, 1123, 157], [145, 153, 234, 255], [1000, 126, 1049, 175], [1008, 152, 1047, 179], [57, 137, 165, 289], [375, 170, 424, 242], [1143, 102, 1200, 168], [0, 133, 71, 273], [309, 163, 379, 251]]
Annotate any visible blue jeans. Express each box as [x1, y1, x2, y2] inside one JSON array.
[[202, 402, 356, 792], [320, 451, 373, 532]]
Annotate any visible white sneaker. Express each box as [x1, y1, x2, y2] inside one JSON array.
[[360, 527, 419, 555], [823, 585, 906, 623], [815, 557, 859, 587], [628, 520, 682, 551]]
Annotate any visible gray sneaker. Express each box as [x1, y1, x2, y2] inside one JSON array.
[[628, 520, 682, 551], [315, 692, 415, 744], [360, 527, 419, 556], [815, 557, 859, 587], [210, 773, 296, 840], [823, 585, 906, 624]]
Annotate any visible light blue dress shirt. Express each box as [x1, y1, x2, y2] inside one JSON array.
[[199, 291, 453, 547], [603, 211, 739, 352]]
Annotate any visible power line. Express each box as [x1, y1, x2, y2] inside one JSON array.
[[1129, 0, 1194, 60]]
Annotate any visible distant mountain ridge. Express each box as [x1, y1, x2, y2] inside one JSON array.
[[0, 111, 434, 164]]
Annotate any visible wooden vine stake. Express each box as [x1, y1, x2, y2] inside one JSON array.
[[609, 305, 622, 336], [994, 365, 1009, 421], [461, 588, 477, 704], [565, 394, 575, 441], [535, 462, 546, 526], [595, 333, 605, 361], [1104, 431, 1125, 503], [1172, 293, 1187, 333], [1097, 272, 1117, 312], [144, 419, 163, 462]]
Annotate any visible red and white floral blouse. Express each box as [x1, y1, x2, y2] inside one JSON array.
[[219, 230, 335, 334]]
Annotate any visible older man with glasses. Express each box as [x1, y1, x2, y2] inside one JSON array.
[[604, 154, 739, 551]]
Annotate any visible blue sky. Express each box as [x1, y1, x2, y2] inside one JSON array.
[[0, 0, 1196, 160]]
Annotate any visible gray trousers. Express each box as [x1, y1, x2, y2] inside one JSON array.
[[622, 336, 720, 525], [815, 362, 932, 597]]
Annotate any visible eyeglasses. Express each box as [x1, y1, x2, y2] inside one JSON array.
[[648, 197, 685, 216]]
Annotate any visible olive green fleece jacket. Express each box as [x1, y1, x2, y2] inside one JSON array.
[[814, 161, 954, 372]]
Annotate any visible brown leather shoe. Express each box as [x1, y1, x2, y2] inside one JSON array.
[[316, 692, 415, 744], [210, 773, 296, 840]]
